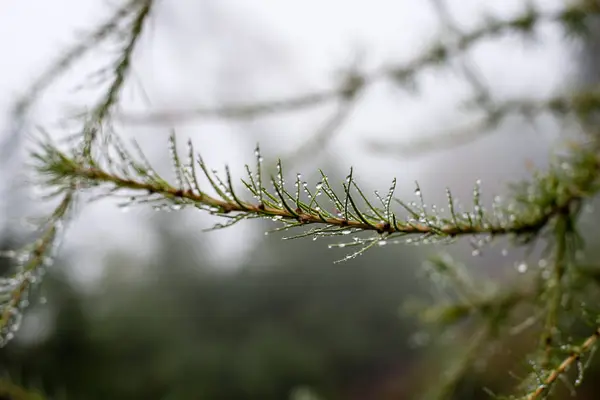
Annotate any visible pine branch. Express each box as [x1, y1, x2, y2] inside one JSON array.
[[524, 327, 600, 400], [11, 0, 144, 120], [367, 85, 600, 157], [0, 191, 72, 345], [29, 132, 600, 255], [117, 2, 600, 125], [82, 0, 155, 156], [2, 0, 148, 163]]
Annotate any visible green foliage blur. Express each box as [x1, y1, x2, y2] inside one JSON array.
[[0, 211, 425, 400]]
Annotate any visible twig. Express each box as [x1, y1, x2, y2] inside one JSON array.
[[116, 5, 600, 125], [526, 327, 600, 400]]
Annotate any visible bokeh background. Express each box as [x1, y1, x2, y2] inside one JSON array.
[[1, 1, 600, 399]]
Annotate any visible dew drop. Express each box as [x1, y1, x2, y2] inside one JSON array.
[[516, 262, 528, 273]]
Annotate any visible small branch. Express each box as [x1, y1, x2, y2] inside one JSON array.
[[0, 191, 73, 345], [118, 89, 341, 124], [367, 87, 600, 157], [2, 0, 145, 163], [11, 0, 143, 119], [422, 324, 492, 400], [525, 327, 600, 400], [540, 212, 570, 366], [117, 4, 600, 125], [283, 95, 359, 167], [83, 0, 155, 155]]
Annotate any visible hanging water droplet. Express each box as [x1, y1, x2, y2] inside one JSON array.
[[575, 358, 584, 386], [315, 182, 323, 190], [472, 249, 481, 257], [414, 188, 421, 196], [516, 262, 528, 273], [538, 259, 548, 268]]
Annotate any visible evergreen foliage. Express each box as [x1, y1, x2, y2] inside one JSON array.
[[3, 0, 600, 398]]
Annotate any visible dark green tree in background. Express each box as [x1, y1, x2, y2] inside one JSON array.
[[3, 1, 600, 399]]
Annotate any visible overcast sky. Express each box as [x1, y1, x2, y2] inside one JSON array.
[[0, 0, 574, 283]]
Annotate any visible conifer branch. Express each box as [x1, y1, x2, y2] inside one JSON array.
[[4, 0, 155, 164], [367, 85, 600, 156], [117, 2, 600, 125], [82, 0, 155, 156], [0, 191, 72, 345], [30, 133, 599, 253], [11, 0, 145, 120], [524, 327, 600, 400]]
